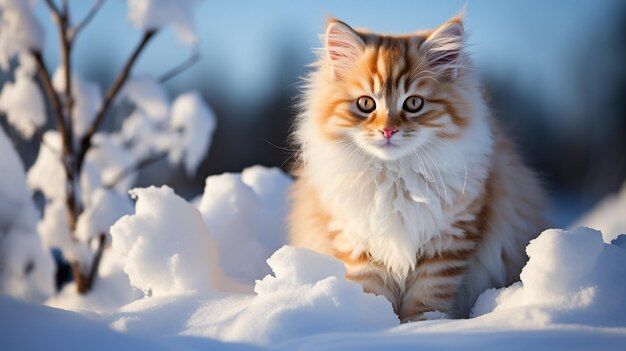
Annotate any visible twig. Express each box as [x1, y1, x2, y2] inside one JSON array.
[[31, 51, 71, 157], [42, 0, 61, 18], [58, 8, 74, 155], [69, 0, 106, 40], [41, 0, 74, 155], [104, 152, 168, 189], [33, 51, 79, 233], [72, 233, 106, 294], [158, 50, 200, 83], [76, 30, 158, 172]]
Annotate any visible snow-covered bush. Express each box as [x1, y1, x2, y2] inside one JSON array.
[[0, 128, 54, 302], [0, 0, 212, 297]]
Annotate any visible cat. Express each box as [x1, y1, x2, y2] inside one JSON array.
[[287, 15, 548, 322]]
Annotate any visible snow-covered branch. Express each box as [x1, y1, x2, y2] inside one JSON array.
[[1, 0, 211, 297], [77, 29, 158, 172]]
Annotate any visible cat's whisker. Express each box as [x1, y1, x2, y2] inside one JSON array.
[[418, 148, 441, 200], [430, 137, 469, 199], [413, 150, 431, 199], [421, 75, 440, 85], [422, 144, 449, 206], [263, 139, 300, 153]]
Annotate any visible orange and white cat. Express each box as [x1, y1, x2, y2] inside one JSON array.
[[288, 16, 547, 322]]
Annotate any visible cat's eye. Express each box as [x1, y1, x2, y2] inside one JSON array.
[[356, 96, 376, 114], [403, 95, 424, 113]]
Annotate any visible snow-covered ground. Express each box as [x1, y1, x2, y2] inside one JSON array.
[[3, 163, 626, 350], [1, 0, 625, 349]]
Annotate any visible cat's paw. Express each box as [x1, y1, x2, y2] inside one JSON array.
[[400, 310, 449, 323]]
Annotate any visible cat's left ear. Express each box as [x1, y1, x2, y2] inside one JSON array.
[[325, 19, 365, 78], [422, 17, 465, 78]]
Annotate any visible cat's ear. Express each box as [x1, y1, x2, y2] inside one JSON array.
[[325, 19, 365, 78], [422, 17, 465, 78]]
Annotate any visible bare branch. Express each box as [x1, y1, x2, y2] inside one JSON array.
[[158, 50, 200, 83], [58, 15, 75, 156], [31, 51, 70, 156], [32, 50, 80, 233], [76, 29, 158, 172], [69, 0, 107, 40], [42, 0, 61, 18], [72, 233, 106, 294], [104, 152, 168, 189]]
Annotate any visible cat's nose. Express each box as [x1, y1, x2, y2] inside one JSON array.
[[379, 128, 399, 140]]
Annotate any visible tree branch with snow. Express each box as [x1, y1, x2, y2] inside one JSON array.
[[0, 0, 214, 296]]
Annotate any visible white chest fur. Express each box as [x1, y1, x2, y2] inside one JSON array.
[[300, 111, 493, 279]]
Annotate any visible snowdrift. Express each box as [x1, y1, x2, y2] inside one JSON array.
[[3, 166, 626, 350]]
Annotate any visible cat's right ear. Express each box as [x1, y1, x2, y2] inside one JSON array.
[[325, 20, 365, 78]]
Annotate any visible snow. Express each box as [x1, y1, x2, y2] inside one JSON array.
[[195, 246, 397, 345], [110, 186, 224, 296], [0, 128, 54, 303], [576, 181, 626, 243], [472, 227, 626, 327], [0, 68, 46, 139], [103, 245, 397, 346], [197, 166, 292, 283], [83, 133, 136, 195], [119, 75, 170, 122], [46, 250, 141, 316], [240, 166, 293, 252], [52, 67, 103, 139], [38, 199, 73, 255], [27, 131, 67, 201], [0, 0, 43, 71], [169, 91, 217, 176], [0, 295, 172, 351], [76, 189, 133, 243], [126, 0, 202, 46], [4, 163, 626, 350], [116, 87, 214, 176]]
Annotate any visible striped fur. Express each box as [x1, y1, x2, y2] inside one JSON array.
[[288, 17, 547, 322]]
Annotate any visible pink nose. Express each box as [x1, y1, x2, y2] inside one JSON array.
[[379, 128, 398, 140]]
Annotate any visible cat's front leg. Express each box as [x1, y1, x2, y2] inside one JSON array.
[[337, 252, 402, 316], [399, 244, 476, 322]]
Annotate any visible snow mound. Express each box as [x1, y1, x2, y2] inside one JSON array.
[[197, 166, 292, 283], [241, 166, 292, 252], [473, 227, 626, 327], [107, 246, 397, 346], [110, 186, 223, 296], [577, 181, 626, 243], [182, 246, 397, 345]]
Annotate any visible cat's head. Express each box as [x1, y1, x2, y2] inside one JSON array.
[[303, 16, 474, 161]]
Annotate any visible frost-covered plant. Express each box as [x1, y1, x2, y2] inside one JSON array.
[[0, 0, 215, 295]]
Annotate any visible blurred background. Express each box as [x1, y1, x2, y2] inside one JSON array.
[[3, 0, 625, 227]]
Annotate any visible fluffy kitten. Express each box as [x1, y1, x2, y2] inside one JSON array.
[[288, 16, 547, 322]]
